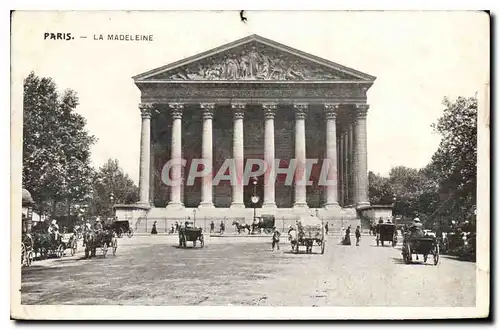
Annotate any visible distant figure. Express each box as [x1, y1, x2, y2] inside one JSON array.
[[151, 221, 158, 235], [210, 221, 215, 233], [343, 225, 352, 245], [175, 221, 179, 233], [325, 222, 329, 235], [271, 227, 281, 251], [409, 218, 424, 237], [170, 224, 175, 234], [220, 221, 225, 234], [355, 226, 361, 246], [48, 220, 60, 241]]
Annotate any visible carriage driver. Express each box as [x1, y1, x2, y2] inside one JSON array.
[[94, 218, 104, 233], [408, 217, 424, 237], [48, 219, 60, 241]]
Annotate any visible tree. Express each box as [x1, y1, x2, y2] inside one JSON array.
[[87, 159, 139, 218], [428, 95, 477, 222], [22, 72, 96, 217], [368, 171, 394, 205]]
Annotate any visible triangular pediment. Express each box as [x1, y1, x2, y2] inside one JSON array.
[[133, 35, 375, 82]]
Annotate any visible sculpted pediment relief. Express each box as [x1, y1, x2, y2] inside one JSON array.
[[148, 42, 358, 81]]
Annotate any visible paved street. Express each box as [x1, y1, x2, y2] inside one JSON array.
[[21, 234, 476, 306]]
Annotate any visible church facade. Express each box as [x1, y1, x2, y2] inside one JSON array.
[[122, 34, 376, 226]]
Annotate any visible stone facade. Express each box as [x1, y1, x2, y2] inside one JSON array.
[[124, 35, 376, 228]]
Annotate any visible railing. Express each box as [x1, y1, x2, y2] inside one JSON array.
[[134, 216, 363, 235]]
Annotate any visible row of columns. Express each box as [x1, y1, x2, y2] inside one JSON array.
[[138, 102, 370, 209]]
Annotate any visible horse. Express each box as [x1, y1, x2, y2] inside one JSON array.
[[288, 228, 298, 251], [232, 221, 251, 234], [83, 231, 97, 259]]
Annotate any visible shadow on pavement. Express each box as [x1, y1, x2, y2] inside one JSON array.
[[391, 257, 436, 266]]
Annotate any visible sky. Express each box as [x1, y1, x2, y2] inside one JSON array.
[[11, 11, 489, 184]]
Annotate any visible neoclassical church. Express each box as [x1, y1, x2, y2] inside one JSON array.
[[116, 34, 376, 229]]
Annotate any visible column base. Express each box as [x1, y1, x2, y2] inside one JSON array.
[[166, 202, 184, 210], [135, 201, 152, 209], [262, 202, 277, 209], [324, 202, 341, 210], [293, 202, 309, 209], [356, 202, 370, 209], [229, 203, 245, 209], [198, 202, 215, 209]]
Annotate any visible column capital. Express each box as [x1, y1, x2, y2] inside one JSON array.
[[200, 103, 215, 120], [324, 103, 340, 119], [168, 103, 184, 119], [139, 103, 153, 119], [262, 103, 277, 119], [294, 103, 308, 120], [354, 104, 369, 118], [231, 103, 245, 119]]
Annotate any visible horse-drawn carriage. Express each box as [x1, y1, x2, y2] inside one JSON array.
[[178, 222, 205, 248], [402, 233, 440, 265], [84, 229, 118, 259], [31, 230, 66, 259], [288, 215, 326, 254], [61, 233, 78, 256], [111, 220, 134, 238], [376, 223, 398, 247]]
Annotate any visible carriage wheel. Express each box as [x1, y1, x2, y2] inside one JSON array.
[[118, 229, 124, 238], [21, 243, 26, 266], [102, 243, 108, 257], [26, 251, 34, 267], [193, 239, 197, 247], [200, 235, 205, 248], [127, 229, 134, 238], [112, 239, 118, 256], [321, 241, 325, 255], [433, 244, 440, 265], [406, 243, 413, 263]]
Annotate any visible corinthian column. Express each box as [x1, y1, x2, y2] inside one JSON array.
[[262, 103, 277, 209], [293, 103, 308, 209], [324, 104, 340, 208], [199, 103, 215, 208], [167, 103, 184, 208], [138, 103, 152, 205], [353, 104, 370, 207], [230, 103, 245, 209]]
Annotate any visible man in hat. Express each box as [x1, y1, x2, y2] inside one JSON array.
[[271, 226, 281, 251], [409, 217, 424, 237], [94, 217, 103, 234]]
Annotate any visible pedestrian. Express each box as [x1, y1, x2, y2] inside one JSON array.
[[355, 225, 361, 246], [325, 222, 329, 235], [151, 221, 158, 235], [271, 226, 281, 251], [220, 220, 225, 234], [343, 225, 352, 245], [210, 221, 215, 233]]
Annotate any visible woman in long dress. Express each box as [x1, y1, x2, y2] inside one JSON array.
[[343, 225, 352, 245]]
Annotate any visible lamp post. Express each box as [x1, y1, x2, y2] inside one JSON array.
[[109, 192, 115, 220], [193, 209, 197, 227], [250, 176, 260, 224]]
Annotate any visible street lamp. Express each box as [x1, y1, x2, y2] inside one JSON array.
[[250, 176, 260, 224], [193, 209, 197, 226], [109, 192, 115, 219]]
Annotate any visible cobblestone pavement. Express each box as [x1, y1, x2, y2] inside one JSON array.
[[21, 234, 476, 306]]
